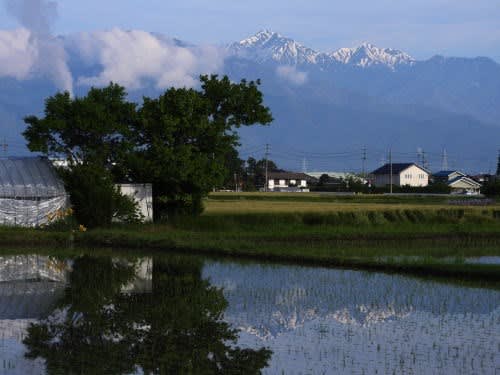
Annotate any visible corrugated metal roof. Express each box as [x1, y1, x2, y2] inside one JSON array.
[[0, 157, 66, 198]]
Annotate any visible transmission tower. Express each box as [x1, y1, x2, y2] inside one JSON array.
[[441, 149, 449, 171], [361, 147, 367, 177]]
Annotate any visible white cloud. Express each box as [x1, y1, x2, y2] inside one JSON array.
[[2, 0, 73, 93], [0, 28, 37, 79], [70, 28, 225, 90], [276, 65, 308, 85], [0, 28, 72, 93]]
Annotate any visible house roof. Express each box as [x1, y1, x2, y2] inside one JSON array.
[[0, 157, 66, 198], [268, 172, 311, 180], [371, 163, 429, 175], [448, 176, 482, 188], [434, 170, 466, 178]]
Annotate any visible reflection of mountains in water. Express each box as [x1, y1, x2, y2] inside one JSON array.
[[203, 262, 499, 339]]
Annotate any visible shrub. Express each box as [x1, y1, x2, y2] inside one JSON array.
[[60, 164, 141, 228]]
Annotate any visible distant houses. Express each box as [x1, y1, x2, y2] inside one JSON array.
[[267, 172, 311, 192], [368, 163, 482, 194], [371, 163, 430, 188]]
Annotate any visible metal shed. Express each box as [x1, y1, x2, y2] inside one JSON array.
[[0, 157, 68, 227]]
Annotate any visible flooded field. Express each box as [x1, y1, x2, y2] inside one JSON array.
[[0, 253, 498, 374]]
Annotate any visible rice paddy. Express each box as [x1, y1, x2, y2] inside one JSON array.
[[0, 252, 498, 374]]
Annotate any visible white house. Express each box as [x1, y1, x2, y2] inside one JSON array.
[[267, 172, 310, 192], [371, 163, 430, 187], [433, 170, 481, 195]]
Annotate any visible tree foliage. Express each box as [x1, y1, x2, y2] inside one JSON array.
[[23, 75, 273, 221]]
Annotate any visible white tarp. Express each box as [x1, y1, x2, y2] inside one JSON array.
[[0, 157, 68, 227]]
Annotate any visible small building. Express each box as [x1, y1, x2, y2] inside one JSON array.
[[434, 170, 482, 195], [371, 163, 429, 187], [116, 183, 153, 221], [0, 157, 68, 227], [448, 176, 482, 195], [267, 172, 311, 192]]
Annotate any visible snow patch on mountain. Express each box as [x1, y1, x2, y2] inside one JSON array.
[[229, 30, 415, 70]]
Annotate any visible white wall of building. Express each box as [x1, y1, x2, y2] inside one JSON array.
[[117, 183, 153, 222], [399, 165, 429, 187], [373, 165, 428, 187]]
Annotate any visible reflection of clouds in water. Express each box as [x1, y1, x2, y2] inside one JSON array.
[[204, 261, 500, 375]]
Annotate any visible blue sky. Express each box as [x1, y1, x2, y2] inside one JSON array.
[[1, 0, 500, 61]]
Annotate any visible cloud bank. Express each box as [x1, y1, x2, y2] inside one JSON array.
[[69, 28, 225, 90], [276, 65, 308, 85], [1, 0, 224, 91]]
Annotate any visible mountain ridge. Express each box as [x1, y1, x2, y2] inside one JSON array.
[[229, 30, 416, 69]]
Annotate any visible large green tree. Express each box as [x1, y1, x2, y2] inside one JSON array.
[[23, 75, 272, 221], [126, 75, 273, 217]]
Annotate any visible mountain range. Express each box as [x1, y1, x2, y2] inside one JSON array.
[[1, 29, 499, 172]]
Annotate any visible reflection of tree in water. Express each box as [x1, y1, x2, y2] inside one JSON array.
[[23, 255, 271, 374]]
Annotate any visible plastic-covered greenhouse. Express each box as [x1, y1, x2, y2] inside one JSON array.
[[0, 157, 68, 227]]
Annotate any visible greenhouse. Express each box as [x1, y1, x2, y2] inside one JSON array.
[[0, 157, 68, 227]]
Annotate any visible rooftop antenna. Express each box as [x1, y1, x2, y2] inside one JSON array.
[[441, 149, 449, 171]]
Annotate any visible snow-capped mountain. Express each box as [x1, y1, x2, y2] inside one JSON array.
[[228, 30, 322, 65], [228, 30, 415, 69], [329, 42, 415, 68]]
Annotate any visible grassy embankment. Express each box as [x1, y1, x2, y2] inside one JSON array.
[[1, 192, 500, 283]]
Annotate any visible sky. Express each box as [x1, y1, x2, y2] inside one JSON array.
[[1, 0, 500, 61]]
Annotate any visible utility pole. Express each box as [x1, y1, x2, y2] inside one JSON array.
[[389, 149, 393, 194], [496, 149, 500, 176], [361, 147, 367, 177], [264, 143, 270, 192], [422, 150, 428, 170], [1, 137, 7, 157]]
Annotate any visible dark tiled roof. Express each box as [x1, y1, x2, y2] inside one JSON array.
[[434, 170, 465, 177], [371, 163, 428, 175]]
